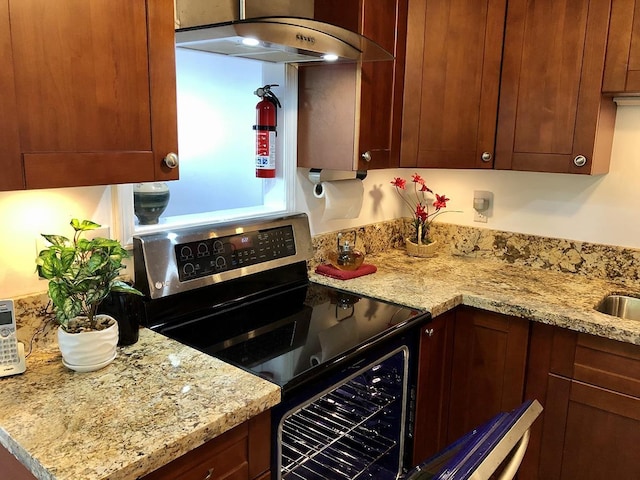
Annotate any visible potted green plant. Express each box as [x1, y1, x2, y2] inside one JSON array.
[[36, 219, 142, 371]]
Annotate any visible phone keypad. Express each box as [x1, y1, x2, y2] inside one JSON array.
[[0, 328, 19, 365]]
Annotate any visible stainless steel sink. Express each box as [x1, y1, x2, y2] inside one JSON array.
[[596, 294, 640, 321]]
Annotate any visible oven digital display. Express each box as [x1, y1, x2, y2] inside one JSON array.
[[174, 226, 296, 281]]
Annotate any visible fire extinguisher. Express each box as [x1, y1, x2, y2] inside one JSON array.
[[253, 84, 281, 178]]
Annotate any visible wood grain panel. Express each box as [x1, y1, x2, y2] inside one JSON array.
[[496, 0, 615, 174], [0, 0, 23, 191], [412, 312, 455, 465], [602, 0, 636, 92], [147, 0, 180, 181], [447, 307, 529, 442], [10, 0, 151, 152], [574, 333, 640, 397], [561, 381, 640, 479], [403, 0, 505, 169], [23, 153, 155, 189]]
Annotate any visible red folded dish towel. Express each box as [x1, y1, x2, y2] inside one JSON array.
[[315, 263, 377, 280]]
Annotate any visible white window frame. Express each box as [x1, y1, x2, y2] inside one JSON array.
[[113, 64, 298, 248]]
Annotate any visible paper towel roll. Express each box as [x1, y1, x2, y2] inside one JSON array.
[[313, 179, 364, 220]]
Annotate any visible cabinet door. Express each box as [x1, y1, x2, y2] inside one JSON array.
[[446, 307, 530, 442], [298, 0, 407, 170], [412, 311, 455, 465], [4, 0, 178, 191], [143, 411, 270, 480], [603, 0, 640, 93], [537, 376, 640, 480], [495, 0, 616, 174], [0, 0, 22, 191], [401, 0, 506, 169]]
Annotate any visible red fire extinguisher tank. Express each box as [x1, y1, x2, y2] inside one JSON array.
[[253, 85, 281, 178]]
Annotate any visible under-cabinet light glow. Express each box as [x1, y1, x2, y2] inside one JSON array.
[[322, 53, 339, 61], [242, 37, 260, 47]]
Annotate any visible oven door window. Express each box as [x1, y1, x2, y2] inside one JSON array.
[[277, 347, 408, 480]]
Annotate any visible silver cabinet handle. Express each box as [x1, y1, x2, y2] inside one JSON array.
[[573, 155, 587, 167], [481, 152, 492, 162], [361, 151, 372, 162], [164, 152, 179, 169], [204, 467, 214, 480], [425, 328, 434, 337]]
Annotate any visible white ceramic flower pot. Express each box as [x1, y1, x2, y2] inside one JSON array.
[[57, 316, 118, 372]]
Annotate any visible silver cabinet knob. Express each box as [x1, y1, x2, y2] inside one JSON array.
[[164, 152, 179, 169], [361, 151, 372, 162], [425, 328, 434, 337], [573, 155, 587, 167], [204, 468, 214, 480], [481, 152, 492, 162]]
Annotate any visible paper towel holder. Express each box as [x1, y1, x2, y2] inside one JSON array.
[[308, 168, 367, 196]]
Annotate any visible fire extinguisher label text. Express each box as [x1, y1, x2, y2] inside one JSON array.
[[256, 131, 276, 170]]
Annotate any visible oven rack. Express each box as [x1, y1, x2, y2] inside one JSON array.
[[281, 379, 399, 479]]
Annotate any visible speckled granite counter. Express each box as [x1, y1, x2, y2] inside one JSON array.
[[0, 328, 280, 480], [309, 248, 640, 346]]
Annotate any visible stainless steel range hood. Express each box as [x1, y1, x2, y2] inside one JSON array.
[[174, 0, 393, 63]]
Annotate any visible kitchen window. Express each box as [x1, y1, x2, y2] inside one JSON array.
[[115, 48, 297, 246]]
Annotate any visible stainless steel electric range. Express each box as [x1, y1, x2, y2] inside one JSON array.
[[131, 213, 431, 479]]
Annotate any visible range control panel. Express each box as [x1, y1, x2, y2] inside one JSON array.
[[174, 225, 295, 282]]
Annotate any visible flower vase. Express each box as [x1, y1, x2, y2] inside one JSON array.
[[405, 238, 438, 258]]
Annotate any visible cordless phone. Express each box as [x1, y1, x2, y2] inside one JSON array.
[[0, 300, 26, 377]]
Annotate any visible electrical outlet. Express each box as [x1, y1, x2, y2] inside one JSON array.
[[473, 191, 493, 223], [474, 210, 488, 223]]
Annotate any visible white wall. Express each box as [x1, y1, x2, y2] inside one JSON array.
[[0, 186, 113, 298], [299, 105, 640, 250], [2, 106, 640, 299]]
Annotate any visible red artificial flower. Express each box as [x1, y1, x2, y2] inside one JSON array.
[[419, 183, 432, 193], [433, 194, 449, 209], [391, 177, 406, 189], [415, 204, 428, 222], [411, 173, 425, 185]]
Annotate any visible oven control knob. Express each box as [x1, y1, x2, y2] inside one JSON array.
[[183, 263, 196, 277], [154, 281, 163, 290]]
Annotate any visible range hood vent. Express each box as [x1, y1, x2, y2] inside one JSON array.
[[174, 0, 393, 64]]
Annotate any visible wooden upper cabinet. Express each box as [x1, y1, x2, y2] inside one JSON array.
[[603, 0, 640, 93], [495, 0, 616, 174], [297, 0, 408, 170], [0, 0, 23, 191], [401, 0, 506, 169], [0, 0, 178, 191]]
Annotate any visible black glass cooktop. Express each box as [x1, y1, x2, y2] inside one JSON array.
[[156, 284, 427, 392]]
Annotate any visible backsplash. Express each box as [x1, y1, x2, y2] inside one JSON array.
[[311, 219, 640, 287], [15, 218, 640, 344]]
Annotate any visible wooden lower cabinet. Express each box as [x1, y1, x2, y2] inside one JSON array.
[[521, 323, 640, 479], [0, 444, 37, 480], [446, 307, 530, 443], [412, 310, 455, 463], [412, 307, 530, 465], [142, 410, 271, 480]]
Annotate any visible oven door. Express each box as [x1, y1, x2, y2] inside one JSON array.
[[271, 321, 422, 480]]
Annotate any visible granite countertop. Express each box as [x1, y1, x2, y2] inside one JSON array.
[[309, 249, 640, 346], [2, 246, 638, 480], [0, 329, 281, 480]]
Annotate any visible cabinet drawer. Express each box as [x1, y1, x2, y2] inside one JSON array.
[[574, 334, 640, 397], [143, 410, 270, 480], [143, 422, 249, 480]]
